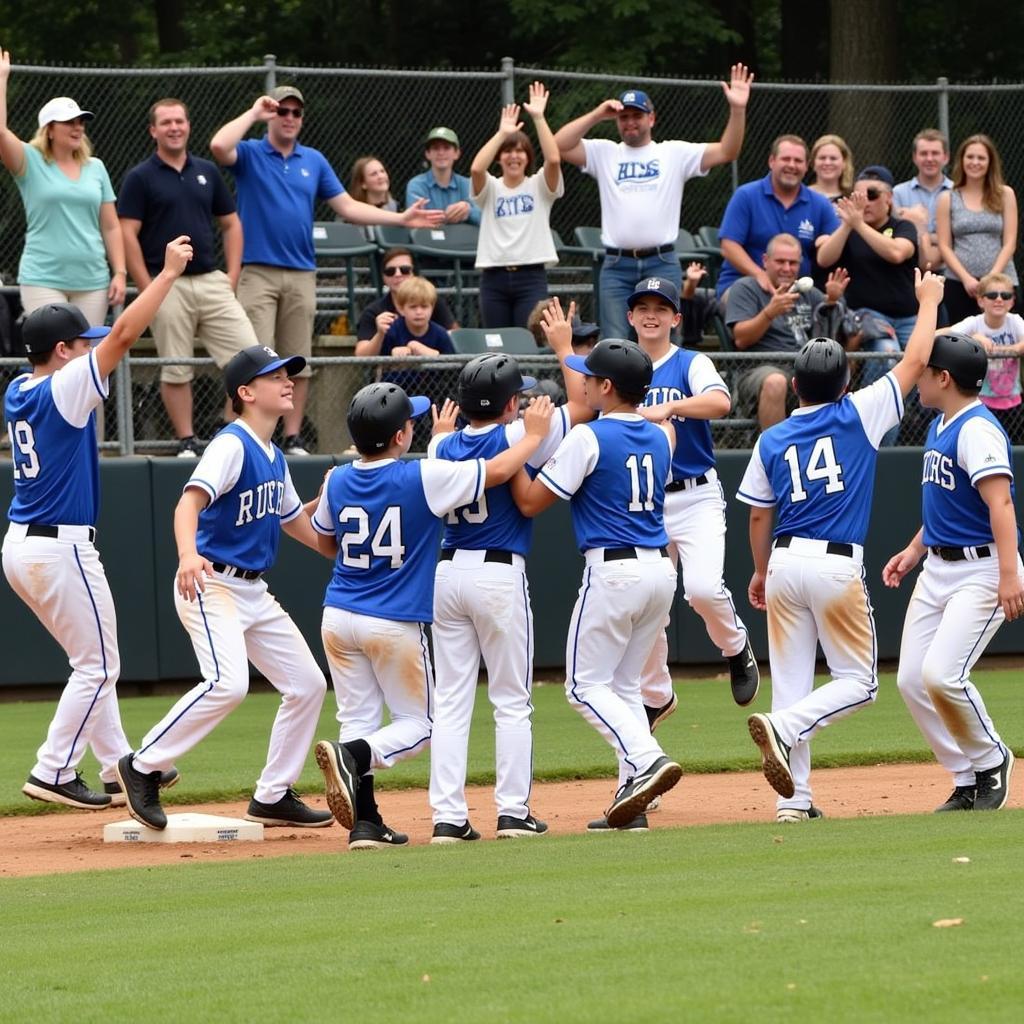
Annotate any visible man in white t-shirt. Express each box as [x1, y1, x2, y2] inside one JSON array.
[[554, 64, 753, 340]]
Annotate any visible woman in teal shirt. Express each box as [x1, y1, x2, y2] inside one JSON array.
[[0, 49, 125, 325]]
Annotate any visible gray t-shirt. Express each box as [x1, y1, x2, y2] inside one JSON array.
[[725, 276, 825, 351]]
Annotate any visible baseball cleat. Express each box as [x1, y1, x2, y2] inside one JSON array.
[[605, 755, 683, 828], [315, 740, 358, 830], [728, 638, 760, 707], [934, 785, 976, 813], [748, 713, 795, 799], [974, 749, 1014, 811], [587, 813, 649, 832], [104, 766, 180, 807], [644, 693, 678, 733], [244, 788, 334, 827], [496, 814, 549, 839], [431, 821, 481, 845], [645, 795, 661, 812], [114, 754, 167, 830], [776, 805, 824, 823], [23, 771, 112, 810], [349, 820, 409, 850]]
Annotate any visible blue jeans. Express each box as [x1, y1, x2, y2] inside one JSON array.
[[858, 308, 908, 386], [479, 265, 549, 329], [599, 250, 681, 340]]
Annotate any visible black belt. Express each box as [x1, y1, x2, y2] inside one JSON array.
[[603, 546, 669, 561], [483, 264, 544, 273], [26, 524, 96, 542], [212, 561, 263, 580], [930, 545, 991, 562], [775, 535, 854, 557], [604, 243, 674, 259], [440, 548, 515, 565], [665, 474, 709, 493]]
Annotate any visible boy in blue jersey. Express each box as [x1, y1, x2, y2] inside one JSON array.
[[312, 383, 553, 850], [628, 276, 759, 721], [737, 269, 946, 822], [4, 236, 193, 810], [116, 345, 332, 831], [427, 298, 591, 843], [515, 339, 684, 831], [884, 333, 1021, 811]]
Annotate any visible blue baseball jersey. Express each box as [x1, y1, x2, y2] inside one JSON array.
[[188, 422, 302, 572], [737, 373, 904, 545], [313, 456, 485, 623], [5, 351, 107, 526], [538, 414, 672, 552], [431, 409, 570, 555], [645, 346, 729, 480], [921, 402, 1015, 548]]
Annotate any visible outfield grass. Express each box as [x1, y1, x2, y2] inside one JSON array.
[[1, 669, 1021, 816], [1, 813, 1022, 1022]]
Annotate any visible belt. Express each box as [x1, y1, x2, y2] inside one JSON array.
[[665, 474, 709, 493], [603, 546, 669, 562], [930, 544, 992, 562], [26, 524, 96, 543], [440, 548, 515, 565], [604, 243, 674, 259], [775, 535, 854, 558], [484, 263, 544, 273], [212, 561, 263, 581]]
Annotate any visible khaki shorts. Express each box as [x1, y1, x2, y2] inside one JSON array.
[[735, 363, 797, 419], [236, 264, 315, 377], [151, 271, 258, 384]]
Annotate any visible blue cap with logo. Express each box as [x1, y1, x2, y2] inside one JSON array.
[[618, 89, 653, 113], [627, 277, 680, 313]]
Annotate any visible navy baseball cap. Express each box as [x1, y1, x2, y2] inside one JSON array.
[[856, 164, 895, 188], [21, 303, 110, 354], [224, 345, 306, 399], [571, 318, 601, 345], [619, 89, 654, 113], [627, 277, 680, 313]]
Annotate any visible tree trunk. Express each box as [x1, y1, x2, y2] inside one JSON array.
[[154, 0, 188, 54], [781, 1, 829, 81]]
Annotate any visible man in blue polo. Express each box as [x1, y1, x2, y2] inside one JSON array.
[[210, 85, 442, 454], [119, 97, 257, 457], [405, 126, 480, 225], [716, 134, 839, 299]]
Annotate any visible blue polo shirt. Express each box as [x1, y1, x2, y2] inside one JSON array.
[[716, 174, 839, 296], [405, 170, 480, 226], [118, 152, 235, 275], [231, 137, 344, 271]]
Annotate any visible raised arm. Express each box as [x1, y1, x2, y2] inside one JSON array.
[[471, 102, 523, 194], [0, 46, 26, 174], [210, 96, 277, 166], [553, 99, 622, 167], [891, 269, 945, 397], [539, 297, 590, 424], [482, 396, 553, 486], [523, 82, 561, 193], [327, 192, 443, 228], [700, 64, 753, 171]]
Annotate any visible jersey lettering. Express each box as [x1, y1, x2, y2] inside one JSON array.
[[616, 159, 660, 183], [645, 386, 683, 405], [495, 194, 535, 218], [783, 437, 845, 503], [8, 420, 40, 481], [626, 453, 656, 511], [446, 491, 489, 526], [339, 505, 406, 569], [922, 450, 956, 491], [235, 480, 285, 525]]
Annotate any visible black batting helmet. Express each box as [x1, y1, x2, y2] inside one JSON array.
[[347, 383, 430, 452], [793, 337, 850, 404], [457, 354, 537, 417], [565, 339, 653, 400], [928, 331, 987, 391]]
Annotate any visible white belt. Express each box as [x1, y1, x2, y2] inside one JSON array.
[[6, 522, 96, 543]]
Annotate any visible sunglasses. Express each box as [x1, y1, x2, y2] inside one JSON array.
[[276, 106, 303, 118], [983, 291, 1014, 300], [383, 265, 414, 277], [863, 187, 887, 201]]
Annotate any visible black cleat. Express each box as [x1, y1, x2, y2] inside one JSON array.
[[974, 750, 1014, 811], [113, 754, 167, 830], [104, 767, 180, 807], [23, 772, 112, 810], [728, 639, 760, 707], [496, 814, 548, 839], [644, 693, 678, 733], [605, 755, 683, 828], [748, 713, 795, 799], [587, 814, 649, 832], [431, 821, 481, 845], [349, 820, 409, 850], [314, 740, 359, 830], [934, 786, 976, 813], [245, 788, 334, 827]]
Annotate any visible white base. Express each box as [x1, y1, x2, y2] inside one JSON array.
[[103, 813, 264, 844]]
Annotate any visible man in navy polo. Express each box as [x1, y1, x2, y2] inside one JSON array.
[[716, 134, 839, 299], [210, 85, 442, 454], [119, 98, 258, 457]]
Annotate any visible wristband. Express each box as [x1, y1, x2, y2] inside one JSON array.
[[113, 269, 127, 276]]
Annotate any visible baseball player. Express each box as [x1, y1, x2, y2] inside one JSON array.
[[427, 300, 591, 842], [4, 237, 192, 810], [115, 345, 332, 831], [737, 270, 945, 822], [514, 339, 684, 831], [312, 383, 553, 850], [628, 276, 759, 723], [884, 332, 1019, 811]]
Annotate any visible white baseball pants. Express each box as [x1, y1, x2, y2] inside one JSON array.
[[896, 553, 1017, 783], [3, 524, 130, 785], [430, 550, 535, 825], [135, 575, 326, 804]]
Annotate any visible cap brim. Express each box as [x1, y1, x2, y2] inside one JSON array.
[[81, 325, 111, 344], [254, 355, 306, 380], [564, 354, 596, 377], [518, 375, 538, 393], [409, 395, 432, 419], [628, 289, 679, 312]]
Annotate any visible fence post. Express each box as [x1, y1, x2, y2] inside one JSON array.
[[936, 76, 949, 142], [264, 53, 277, 93], [500, 56, 515, 105], [115, 358, 135, 456], [730, 159, 739, 195]]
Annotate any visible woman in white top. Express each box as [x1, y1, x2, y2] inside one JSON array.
[[471, 81, 563, 328]]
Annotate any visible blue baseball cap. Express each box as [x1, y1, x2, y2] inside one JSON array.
[[856, 164, 895, 188], [224, 345, 306, 399], [618, 89, 654, 113], [21, 303, 110, 354], [627, 277, 680, 313]]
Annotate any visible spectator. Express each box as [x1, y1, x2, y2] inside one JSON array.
[[356, 275, 454, 359], [679, 260, 720, 348], [405, 127, 480, 225], [118, 97, 257, 456], [347, 155, 397, 210], [936, 134, 1018, 325], [716, 134, 839, 299], [471, 82, 563, 328], [210, 85, 442, 454], [893, 128, 952, 268], [726, 232, 849, 430], [0, 50, 125, 327], [554, 64, 753, 339], [356, 247, 457, 345], [809, 133, 854, 202]]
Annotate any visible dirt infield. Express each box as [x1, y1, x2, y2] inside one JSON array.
[[4, 761, 1015, 879]]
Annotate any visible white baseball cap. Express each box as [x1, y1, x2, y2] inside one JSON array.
[[37, 97, 95, 127]]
